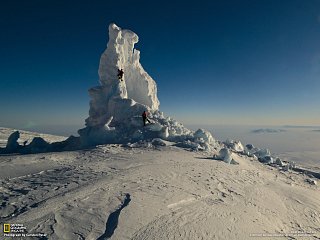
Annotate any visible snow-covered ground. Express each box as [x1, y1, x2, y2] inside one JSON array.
[[0, 128, 319, 239]]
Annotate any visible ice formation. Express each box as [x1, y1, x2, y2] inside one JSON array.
[[6, 131, 20, 152], [224, 139, 244, 153], [214, 148, 239, 165], [84, 23, 159, 128], [77, 23, 219, 150]]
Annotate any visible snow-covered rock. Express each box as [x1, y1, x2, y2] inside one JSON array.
[[174, 140, 203, 151], [259, 155, 274, 164], [225, 139, 244, 152], [289, 161, 296, 169], [215, 148, 239, 164], [246, 144, 255, 151], [151, 138, 166, 147], [194, 129, 215, 144], [244, 144, 277, 164], [275, 158, 284, 166], [245, 147, 275, 164], [283, 161, 296, 171], [219, 148, 232, 163], [6, 131, 20, 152], [244, 143, 260, 157], [159, 126, 169, 139], [24, 137, 51, 153], [306, 179, 317, 185], [126, 141, 152, 148], [254, 148, 271, 158]]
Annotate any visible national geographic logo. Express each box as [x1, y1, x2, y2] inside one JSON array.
[[3, 224, 10, 233], [2, 223, 46, 237]]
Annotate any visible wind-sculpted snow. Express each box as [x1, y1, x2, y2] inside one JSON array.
[[97, 193, 131, 239], [0, 164, 106, 221], [1, 131, 320, 239]]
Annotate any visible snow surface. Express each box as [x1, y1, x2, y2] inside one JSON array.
[[0, 129, 319, 239]]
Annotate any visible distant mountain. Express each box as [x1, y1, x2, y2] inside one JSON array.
[[251, 128, 286, 133], [283, 125, 320, 129]]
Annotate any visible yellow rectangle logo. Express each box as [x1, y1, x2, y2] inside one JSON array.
[[4, 224, 10, 233]]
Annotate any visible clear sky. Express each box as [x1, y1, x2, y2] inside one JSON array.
[[1, 0, 319, 135]]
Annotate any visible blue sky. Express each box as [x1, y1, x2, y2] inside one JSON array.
[[0, 0, 320, 135]]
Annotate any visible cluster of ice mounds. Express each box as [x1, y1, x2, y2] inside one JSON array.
[[0, 130, 80, 154], [220, 140, 296, 170], [0, 23, 219, 154], [211, 139, 244, 164]]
